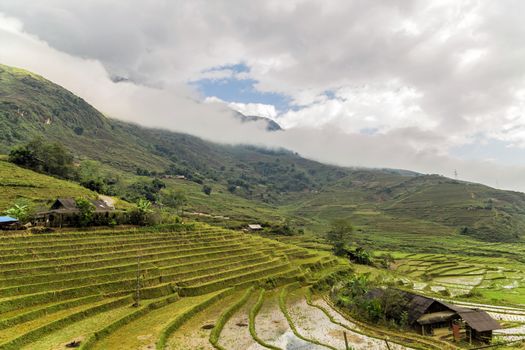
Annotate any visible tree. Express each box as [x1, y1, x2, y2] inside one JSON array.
[[202, 185, 212, 196], [377, 289, 409, 324], [4, 200, 30, 222], [161, 190, 187, 216], [137, 198, 153, 214], [127, 179, 165, 203], [9, 138, 74, 178], [326, 219, 353, 256], [76, 160, 120, 195], [354, 247, 372, 265], [75, 197, 95, 227]]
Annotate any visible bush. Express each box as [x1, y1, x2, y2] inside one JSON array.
[[202, 185, 212, 196], [129, 199, 155, 226]]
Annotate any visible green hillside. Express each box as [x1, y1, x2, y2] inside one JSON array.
[[3, 64, 525, 349], [1, 63, 525, 242], [0, 160, 96, 210]]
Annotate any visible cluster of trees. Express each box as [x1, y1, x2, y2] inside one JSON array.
[[164, 164, 205, 184], [9, 137, 74, 178], [334, 274, 409, 329], [325, 219, 373, 266], [126, 178, 166, 202], [77, 160, 120, 195], [254, 160, 313, 193]]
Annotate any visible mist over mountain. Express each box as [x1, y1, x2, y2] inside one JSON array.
[[2, 63, 525, 242]]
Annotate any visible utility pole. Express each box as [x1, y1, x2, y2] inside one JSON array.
[[454, 169, 458, 180], [133, 253, 141, 307]]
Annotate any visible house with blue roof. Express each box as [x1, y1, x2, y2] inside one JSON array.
[[0, 216, 19, 228]]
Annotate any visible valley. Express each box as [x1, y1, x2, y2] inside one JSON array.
[[1, 63, 525, 349]]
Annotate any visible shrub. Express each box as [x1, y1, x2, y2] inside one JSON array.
[[130, 199, 154, 226], [202, 185, 212, 196]]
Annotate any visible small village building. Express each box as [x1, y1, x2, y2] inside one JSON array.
[[447, 305, 502, 343], [367, 289, 501, 343], [50, 198, 113, 212], [247, 224, 262, 231], [0, 216, 19, 229], [36, 198, 116, 227]]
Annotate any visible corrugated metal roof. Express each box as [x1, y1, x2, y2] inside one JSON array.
[[0, 216, 18, 223], [50, 198, 114, 212], [445, 304, 502, 332], [366, 288, 501, 331], [51, 198, 77, 210], [407, 294, 437, 324]]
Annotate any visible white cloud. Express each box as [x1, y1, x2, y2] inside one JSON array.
[[2, 2, 525, 192], [204, 97, 278, 120]]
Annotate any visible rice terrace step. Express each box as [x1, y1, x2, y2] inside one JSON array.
[[0, 224, 354, 350]]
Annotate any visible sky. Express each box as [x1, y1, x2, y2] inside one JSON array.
[[1, 1, 525, 191]]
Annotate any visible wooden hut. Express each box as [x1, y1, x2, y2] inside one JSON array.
[[446, 305, 502, 343], [37, 198, 115, 227], [50, 198, 113, 212], [366, 288, 501, 342]]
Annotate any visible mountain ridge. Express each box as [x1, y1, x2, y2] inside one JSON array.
[[1, 63, 524, 242]]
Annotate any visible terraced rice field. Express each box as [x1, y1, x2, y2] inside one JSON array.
[[391, 252, 525, 301], [169, 283, 434, 350], [0, 224, 462, 349], [0, 225, 372, 349]]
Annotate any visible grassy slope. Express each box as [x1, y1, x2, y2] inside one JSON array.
[[2, 63, 525, 241], [0, 160, 97, 210]]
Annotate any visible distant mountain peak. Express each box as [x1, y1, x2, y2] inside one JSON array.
[[233, 111, 282, 131]]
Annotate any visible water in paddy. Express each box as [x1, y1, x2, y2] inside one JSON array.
[[275, 330, 326, 350]]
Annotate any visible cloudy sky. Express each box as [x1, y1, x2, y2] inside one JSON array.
[[1, 1, 525, 191]]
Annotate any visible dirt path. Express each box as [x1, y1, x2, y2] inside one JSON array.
[[98, 195, 116, 208]]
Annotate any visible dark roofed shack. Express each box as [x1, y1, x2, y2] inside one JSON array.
[[446, 304, 502, 343], [366, 288, 501, 344], [51, 198, 113, 212], [36, 198, 118, 227]]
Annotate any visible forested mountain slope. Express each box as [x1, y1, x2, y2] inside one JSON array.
[[1, 63, 524, 242]]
